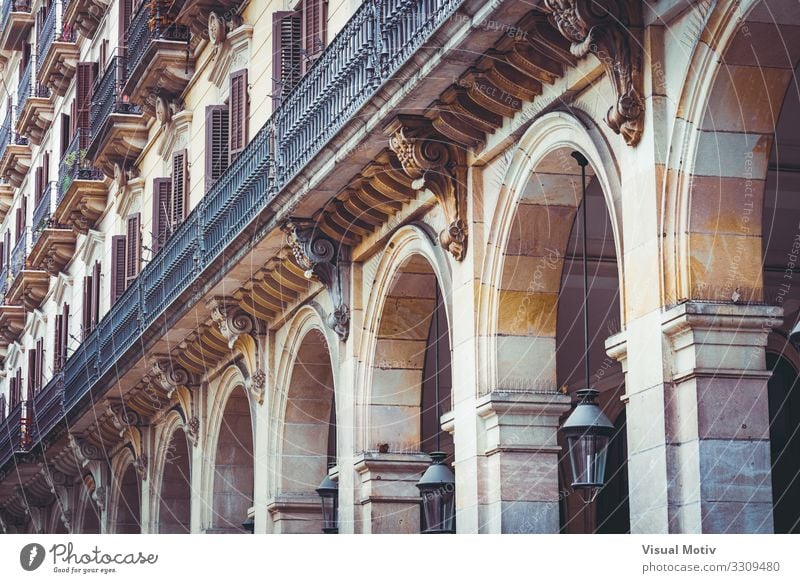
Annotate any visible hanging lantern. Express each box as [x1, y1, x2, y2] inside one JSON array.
[[562, 388, 614, 498], [416, 452, 455, 534], [316, 474, 339, 534]]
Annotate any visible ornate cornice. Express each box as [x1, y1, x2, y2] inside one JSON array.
[[384, 116, 468, 260], [544, 0, 644, 145]]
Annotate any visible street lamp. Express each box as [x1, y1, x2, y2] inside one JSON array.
[[241, 516, 255, 533], [316, 474, 339, 534], [416, 452, 456, 533], [562, 388, 614, 501]]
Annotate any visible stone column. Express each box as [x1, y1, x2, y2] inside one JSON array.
[[354, 452, 430, 533], [615, 302, 780, 533], [476, 391, 570, 533]]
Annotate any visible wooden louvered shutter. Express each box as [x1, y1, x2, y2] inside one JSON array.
[[272, 11, 301, 106], [126, 214, 140, 288], [34, 167, 43, 206], [111, 235, 127, 302], [91, 261, 101, 328], [152, 178, 171, 252], [54, 313, 63, 372], [20, 196, 27, 233], [301, 0, 327, 72], [119, 0, 133, 43], [35, 338, 44, 392], [27, 347, 36, 400], [0, 240, 4, 270], [61, 303, 69, 366], [205, 105, 229, 191], [171, 149, 188, 226], [229, 69, 249, 163], [82, 274, 91, 338], [9, 376, 17, 408], [43, 151, 50, 186], [76, 63, 97, 135], [16, 369, 22, 405], [0, 393, 5, 422]]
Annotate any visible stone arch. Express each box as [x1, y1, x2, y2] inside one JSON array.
[[109, 449, 141, 534], [75, 480, 101, 534], [479, 111, 624, 396], [205, 365, 255, 532], [271, 305, 338, 533], [357, 224, 454, 451], [666, 0, 800, 303], [152, 411, 192, 533]]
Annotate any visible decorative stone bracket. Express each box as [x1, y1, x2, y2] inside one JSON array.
[[245, 368, 267, 405], [384, 115, 468, 260], [283, 219, 352, 341], [68, 433, 103, 468], [543, 0, 644, 146], [183, 416, 200, 447], [208, 297, 256, 349], [147, 360, 191, 400], [104, 399, 142, 437]]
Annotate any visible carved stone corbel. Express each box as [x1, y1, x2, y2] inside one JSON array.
[[183, 416, 200, 447], [68, 434, 102, 468], [283, 220, 352, 341], [543, 0, 644, 146], [93, 486, 106, 514], [208, 297, 256, 349], [245, 368, 266, 405], [104, 400, 141, 437], [147, 360, 191, 400], [384, 115, 468, 260], [133, 454, 148, 480]]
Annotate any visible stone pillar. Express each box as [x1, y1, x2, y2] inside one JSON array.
[[267, 495, 321, 533], [476, 391, 570, 533], [354, 452, 430, 533], [615, 302, 780, 533]]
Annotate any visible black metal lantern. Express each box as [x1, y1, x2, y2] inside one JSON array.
[[562, 388, 614, 500], [416, 452, 456, 533], [316, 474, 339, 534], [241, 516, 255, 533]]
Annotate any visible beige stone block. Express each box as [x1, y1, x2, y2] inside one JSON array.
[[495, 335, 557, 390], [693, 130, 772, 179], [366, 502, 420, 534], [688, 233, 763, 301], [501, 253, 564, 294], [386, 272, 436, 299], [722, 23, 800, 68], [368, 404, 420, 447], [490, 451, 560, 502], [623, 240, 662, 320], [377, 297, 434, 340], [282, 423, 330, 456], [370, 367, 423, 407], [521, 172, 582, 207], [698, 439, 772, 503], [373, 337, 426, 370], [688, 174, 765, 236], [281, 455, 327, 490], [700, 500, 773, 534], [496, 290, 558, 336], [694, 378, 770, 440], [504, 204, 576, 258], [626, 385, 668, 453], [701, 66, 792, 133], [284, 396, 333, 425]]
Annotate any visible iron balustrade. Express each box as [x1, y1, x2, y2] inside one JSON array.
[[0, 401, 27, 470], [0, 104, 28, 159], [89, 55, 141, 146], [9, 227, 30, 281], [31, 182, 57, 247], [4, 0, 466, 464], [30, 371, 64, 444], [17, 60, 34, 119], [58, 129, 101, 203], [0, 264, 8, 300], [37, 0, 75, 74], [125, 0, 190, 80], [1, 1, 31, 32]]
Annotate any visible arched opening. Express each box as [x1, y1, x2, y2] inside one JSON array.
[[212, 387, 254, 532], [158, 427, 191, 533], [362, 252, 453, 533], [81, 501, 101, 534], [114, 463, 141, 534], [275, 328, 336, 533]]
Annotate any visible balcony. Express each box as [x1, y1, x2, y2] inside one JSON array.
[[86, 55, 146, 178], [171, 0, 240, 38], [0, 401, 30, 473], [123, 1, 193, 117], [0, 106, 31, 187], [29, 181, 75, 276], [55, 129, 106, 235], [62, 0, 107, 41], [0, 179, 12, 222], [5, 226, 49, 310], [15, 59, 53, 146], [37, 1, 80, 97], [0, 1, 33, 53]]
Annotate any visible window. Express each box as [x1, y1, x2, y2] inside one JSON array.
[[73, 62, 97, 142], [171, 149, 188, 227], [9, 368, 22, 408], [229, 70, 249, 163], [151, 178, 172, 253], [27, 338, 44, 397], [205, 105, 229, 192], [272, 11, 301, 105], [82, 261, 101, 338], [111, 215, 141, 302], [53, 303, 69, 373]]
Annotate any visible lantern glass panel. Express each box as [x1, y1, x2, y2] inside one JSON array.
[[319, 491, 338, 533], [420, 484, 455, 533], [567, 433, 610, 488]]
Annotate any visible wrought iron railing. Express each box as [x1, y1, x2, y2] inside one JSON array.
[[0, 104, 28, 159], [37, 0, 75, 73], [89, 54, 141, 145], [8, 0, 465, 463], [0, 401, 27, 470], [16, 59, 49, 119], [30, 371, 64, 444], [31, 182, 57, 247], [59, 129, 101, 202], [0, 264, 8, 300], [125, 0, 190, 80], [9, 226, 29, 281], [1, 1, 32, 33]]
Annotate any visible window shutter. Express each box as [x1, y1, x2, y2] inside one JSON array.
[[111, 235, 127, 302], [61, 303, 70, 366], [82, 275, 91, 339], [0, 393, 5, 422], [76, 62, 97, 134], [35, 338, 43, 393], [34, 167, 43, 205], [205, 105, 229, 192], [229, 69, 249, 163], [126, 214, 140, 288], [152, 178, 171, 252], [301, 0, 327, 72], [9, 376, 17, 408], [171, 149, 188, 226], [119, 0, 133, 42], [27, 347, 36, 400], [54, 313, 63, 372], [92, 261, 101, 328], [20, 196, 27, 234], [0, 240, 4, 270], [272, 11, 301, 106], [43, 151, 50, 185]]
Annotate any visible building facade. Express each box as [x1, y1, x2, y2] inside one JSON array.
[[0, 0, 798, 534]]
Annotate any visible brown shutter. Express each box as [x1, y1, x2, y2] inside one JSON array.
[[126, 214, 140, 287], [43, 151, 50, 185], [152, 178, 171, 252], [0, 240, 4, 270], [111, 235, 127, 302], [34, 167, 43, 205], [54, 313, 63, 372], [205, 105, 229, 191], [91, 261, 101, 329], [27, 347, 36, 400], [9, 376, 17, 408], [229, 69, 249, 163], [119, 0, 133, 43], [171, 149, 188, 226], [302, 0, 327, 72], [35, 337, 44, 392], [61, 303, 70, 366], [20, 196, 27, 232], [82, 275, 91, 339], [76, 62, 97, 134], [272, 11, 302, 106]]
